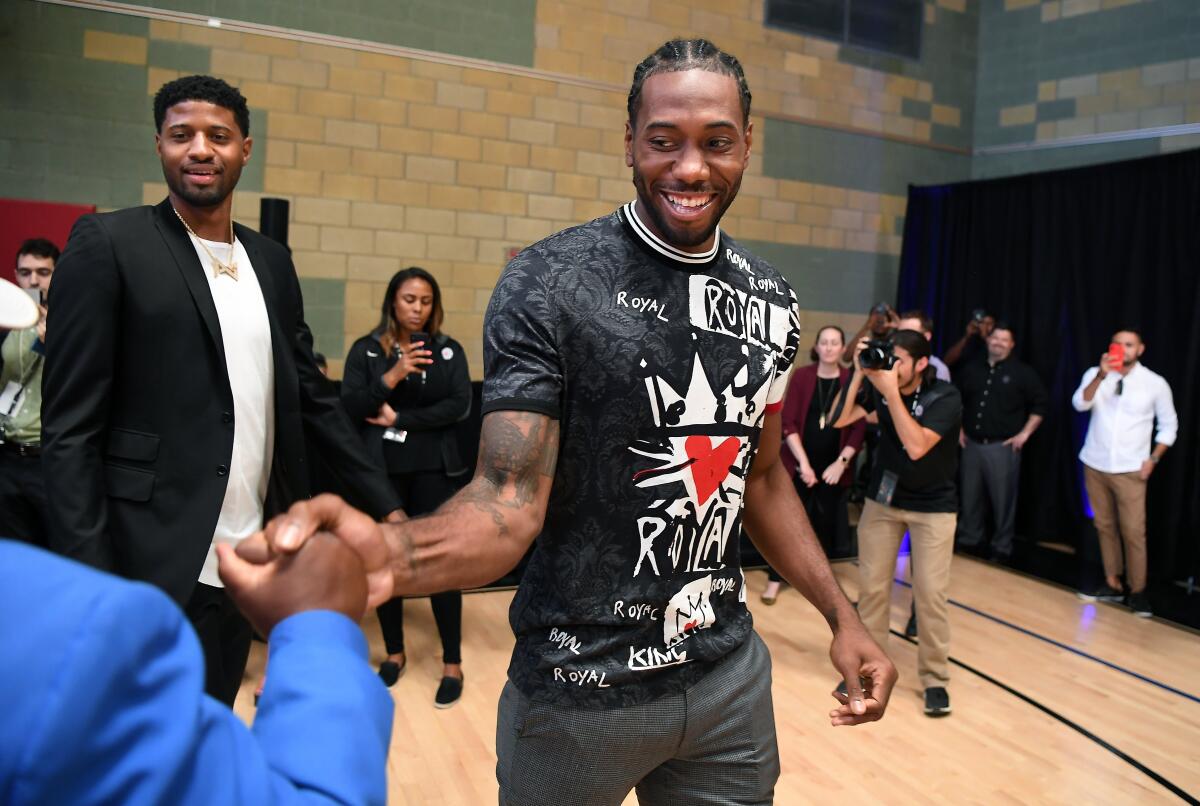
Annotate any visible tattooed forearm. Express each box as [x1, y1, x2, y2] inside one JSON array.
[[381, 410, 559, 595], [476, 410, 560, 506]]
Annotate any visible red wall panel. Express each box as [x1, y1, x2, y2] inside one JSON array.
[[1, 198, 96, 282]]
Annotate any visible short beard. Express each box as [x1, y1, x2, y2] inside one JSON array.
[[165, 169, 232, 209], [631, 166, 739, 250]]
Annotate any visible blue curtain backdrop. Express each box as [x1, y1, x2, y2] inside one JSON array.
[[896, 148, 1200, 588]]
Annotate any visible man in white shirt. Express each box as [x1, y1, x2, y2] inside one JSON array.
[[1072, 329, 1177, 617], [43, 76, 400, 705]]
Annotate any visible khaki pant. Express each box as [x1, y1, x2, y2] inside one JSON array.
[[1083, 465, 1148, 593], [857, 499, 956, 689]]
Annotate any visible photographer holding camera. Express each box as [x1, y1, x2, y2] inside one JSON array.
[[831, 330, 962, 717]]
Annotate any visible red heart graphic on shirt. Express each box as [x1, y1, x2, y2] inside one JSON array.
[[685, 435, 741, 505]]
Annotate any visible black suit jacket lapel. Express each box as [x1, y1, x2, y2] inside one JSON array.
[[154, 199, 228, 375]]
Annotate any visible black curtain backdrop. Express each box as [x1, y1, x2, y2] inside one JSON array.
[[897, 148, 1200, 588]]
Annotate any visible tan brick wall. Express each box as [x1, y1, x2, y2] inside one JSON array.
[[101, 10, 917, 380], [535, 0, 961, 146]]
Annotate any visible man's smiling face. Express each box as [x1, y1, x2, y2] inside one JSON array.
[[625, 69, 752, 253], [156, 99, 251, 210]]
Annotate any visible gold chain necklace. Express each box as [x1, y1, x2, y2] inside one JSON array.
[[172, 206, 238, 281], [816, 374, 838, 429]]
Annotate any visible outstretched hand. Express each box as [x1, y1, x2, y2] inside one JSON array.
[[254, 494, 398, 608], [828, 622, 897, 726], [217, 532, 368, 638]]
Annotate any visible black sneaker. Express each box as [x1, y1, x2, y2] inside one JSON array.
[[378, 657, 406, 687], [904, 612, 918, 639], [923, 686, 951, 717], [1127, 592, 1152, 618], [434, 673, 464, 709], [1077, 585, 1123, 602]]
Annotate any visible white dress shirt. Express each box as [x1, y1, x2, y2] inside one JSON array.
[[1072, 362, 1177, 474], [185, 234, 276, 587], [929, 355, 951, 383]]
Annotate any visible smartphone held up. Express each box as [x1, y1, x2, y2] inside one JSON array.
[[1107, 342, 1124, 368]]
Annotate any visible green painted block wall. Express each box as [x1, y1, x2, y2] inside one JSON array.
[[126, 0, 537, 67], [826, 0, 979, 151], [972, 138, 1163, 180], [762, 118, 971, 197], [299, 277, 346, 360], [1, 3, 153, 209], [0, 2, 266, 211], [740, 239, 898, 315], [974, 0, 1200, 177]]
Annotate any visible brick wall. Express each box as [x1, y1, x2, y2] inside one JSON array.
[[974, 0, 1200, 178], [4, 1, 986, 375], [8, 2, 1195, 371]]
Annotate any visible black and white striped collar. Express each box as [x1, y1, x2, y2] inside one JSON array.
[[619, 201, 721, 268]]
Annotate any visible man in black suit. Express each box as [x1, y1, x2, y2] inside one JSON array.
[[42, 75, 399, 706]]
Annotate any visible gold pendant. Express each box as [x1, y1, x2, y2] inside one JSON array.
[[819, 414, 826, 429], [212, 259, 239, 281]]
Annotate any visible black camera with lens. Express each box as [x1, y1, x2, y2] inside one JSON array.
[[859, 337, 897, 370]]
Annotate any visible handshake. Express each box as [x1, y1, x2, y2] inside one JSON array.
[[217, 495, 400, 639]]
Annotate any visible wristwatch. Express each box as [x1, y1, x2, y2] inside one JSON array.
[[1149, 455, 1160, 464]]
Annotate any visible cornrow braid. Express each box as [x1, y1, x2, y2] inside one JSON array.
[[627, 39, 752, 126]]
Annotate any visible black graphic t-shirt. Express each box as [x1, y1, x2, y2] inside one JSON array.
[[483, 204, 801, 708]]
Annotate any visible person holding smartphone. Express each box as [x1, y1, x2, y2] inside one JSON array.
[[944, 309, 995, 370], [341, 267, 471, 707], [1072, 329, 1176, 617], [0, 238, 59, 548]]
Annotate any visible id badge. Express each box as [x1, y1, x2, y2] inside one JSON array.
[[0, 381, 25, 416], [382, 427, 408, 443], [875, 470, 899, 507]]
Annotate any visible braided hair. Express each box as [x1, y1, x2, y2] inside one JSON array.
[[627, 39, 752, 126]]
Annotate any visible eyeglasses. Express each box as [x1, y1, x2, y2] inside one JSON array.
[[1116, 379, 1123, 396]]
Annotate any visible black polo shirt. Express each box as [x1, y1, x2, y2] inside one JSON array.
[[861, 379, 961, 513], [956, 356, 1048, 441]]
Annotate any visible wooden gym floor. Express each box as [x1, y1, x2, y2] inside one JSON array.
[[234, 555, 1200, 804]]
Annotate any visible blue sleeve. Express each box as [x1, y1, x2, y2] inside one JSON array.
[[1, 548, 392, 806], [249, 612, 394, 805]]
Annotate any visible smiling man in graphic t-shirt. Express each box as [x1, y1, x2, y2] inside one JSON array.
[[259, 39, 897, 805]]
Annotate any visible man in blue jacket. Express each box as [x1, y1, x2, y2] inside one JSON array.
[[0, 287, 393, 797]]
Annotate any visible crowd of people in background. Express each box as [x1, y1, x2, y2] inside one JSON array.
[[783, 301, 1177, 631]]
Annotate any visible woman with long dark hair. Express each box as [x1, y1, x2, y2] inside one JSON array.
[[762, 325, 866, 604], [341, 267, 471, 708]]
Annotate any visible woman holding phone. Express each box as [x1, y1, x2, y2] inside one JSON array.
[[762, 325, 866, 604], [342, 267, 471, 707]]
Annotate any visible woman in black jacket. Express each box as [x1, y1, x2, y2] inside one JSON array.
[[342, 267, 471, 708]]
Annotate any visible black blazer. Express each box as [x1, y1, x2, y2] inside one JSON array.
[[41, 199, 398, 604], [341, 331, 471, 477]]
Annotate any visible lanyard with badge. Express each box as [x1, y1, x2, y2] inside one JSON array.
[[874, 384, 923, 507], [0, 334, 42, 439]]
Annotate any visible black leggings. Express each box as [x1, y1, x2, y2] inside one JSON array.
[[377, 471, 462, 664], [767, 476, 852, 582]]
